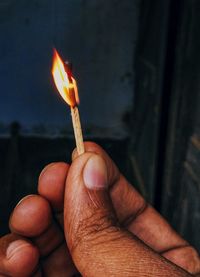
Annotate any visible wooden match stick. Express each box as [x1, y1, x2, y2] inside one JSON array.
[[71, 106, 85, 155]]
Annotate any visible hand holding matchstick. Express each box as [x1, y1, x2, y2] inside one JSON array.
[[52, 49, 85, 155]]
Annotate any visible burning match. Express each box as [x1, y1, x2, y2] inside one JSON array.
[[52, 49, 85, 155]]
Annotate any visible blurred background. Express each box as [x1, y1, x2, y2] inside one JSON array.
[[0, 0, 200, 252]]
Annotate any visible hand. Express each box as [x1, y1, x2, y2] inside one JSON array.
[[0, 142, 199, 276]]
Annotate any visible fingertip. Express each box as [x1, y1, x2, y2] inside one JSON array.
[[71, 142, 103, 162], [10, 195, 52, 237], [83, 141, 103, 153], [6, 239, 38, 260], [38, 162, 70, 211], [39, 162, 57, 180], [6, 239, 39, 276], [70, 142, 119, 189], [0, 235, 39, 277]]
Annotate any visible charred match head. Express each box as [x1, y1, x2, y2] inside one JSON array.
[[64, 61, 73, 83], [65, 61, 73, 71]]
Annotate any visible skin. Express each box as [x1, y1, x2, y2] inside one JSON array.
[[0, 142, 199, 276]]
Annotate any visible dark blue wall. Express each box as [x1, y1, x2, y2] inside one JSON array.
[[0, 0, 139, 138]]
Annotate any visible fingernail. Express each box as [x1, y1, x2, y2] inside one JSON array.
[[83, 155, 108, 189], [7, 240, 30, 259], [72, 148, 78, 161]]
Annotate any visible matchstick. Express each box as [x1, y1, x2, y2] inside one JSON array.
[[71, 106, 85, 155], [52, 51, 85, 155]]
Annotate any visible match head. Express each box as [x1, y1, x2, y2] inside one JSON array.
[[65, 61, 73, 71]]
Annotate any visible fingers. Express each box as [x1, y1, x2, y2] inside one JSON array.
[[10, 195, 64, 257], [42, 244, 78, 276], [38, 162, 70, 212], [0, 234, 39, 277], [38, 162, 70, 229], [64, 152, 189, 277], [9, 195, 78, 276], [163, 246, 200, 275], [10, 195, 52, 238]]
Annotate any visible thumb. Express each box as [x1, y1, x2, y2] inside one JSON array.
[[64, 152, 118, 243], [64, 153, 121, 274], [64, 152, 189, 277]]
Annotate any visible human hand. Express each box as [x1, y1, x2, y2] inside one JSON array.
[[0, 142, 199, 276]]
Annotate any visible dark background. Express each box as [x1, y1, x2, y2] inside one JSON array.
[[0, 0, 200, 253]]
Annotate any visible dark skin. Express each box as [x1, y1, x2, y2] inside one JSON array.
[[0, 142, 199, 276]]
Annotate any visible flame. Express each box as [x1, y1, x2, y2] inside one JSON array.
[[52, 49, 79, 107]]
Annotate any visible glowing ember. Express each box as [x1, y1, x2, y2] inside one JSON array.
[[52, 49, 79, 107]]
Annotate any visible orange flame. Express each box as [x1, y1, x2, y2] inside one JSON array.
[[52, 49, 79, 107]]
